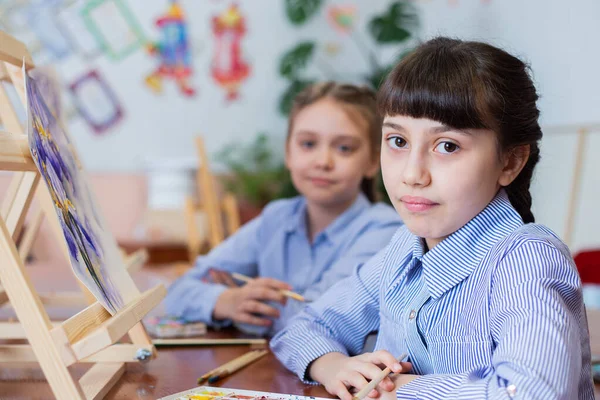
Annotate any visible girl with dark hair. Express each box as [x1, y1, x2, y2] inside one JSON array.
[[165, 82, 401, 336], [271, 38, 593, 399]]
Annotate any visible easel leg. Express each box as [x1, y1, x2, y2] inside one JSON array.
[[0, 217, 86, 399]]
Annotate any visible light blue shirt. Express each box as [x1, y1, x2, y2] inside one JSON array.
[[271, 190, 594, 399], [164, 193, 402, 335]]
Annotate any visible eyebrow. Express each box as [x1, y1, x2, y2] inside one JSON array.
[[294, 130, 363, 141], [382, 122, 472, 135]]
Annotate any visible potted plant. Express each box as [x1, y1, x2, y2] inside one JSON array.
[[216, 133, 298, 223]]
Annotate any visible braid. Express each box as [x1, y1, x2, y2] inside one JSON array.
[[505, 144, 540, 223]]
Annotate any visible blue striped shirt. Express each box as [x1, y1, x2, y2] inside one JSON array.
[[164, 193, 402, 336], [271, 190, 594, 399]]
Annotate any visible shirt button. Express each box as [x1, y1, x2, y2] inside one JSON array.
[[408, 310, 416, 320], [506, 384, 517, 398]]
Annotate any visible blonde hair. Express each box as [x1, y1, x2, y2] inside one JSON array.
[[287, 82, 381, 202]]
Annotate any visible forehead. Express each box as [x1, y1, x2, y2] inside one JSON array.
[[292, 99, 367, 139]]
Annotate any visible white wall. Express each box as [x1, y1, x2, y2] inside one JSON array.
[[4, 0, 600, 252]]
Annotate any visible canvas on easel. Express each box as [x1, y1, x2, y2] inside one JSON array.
[[0, 30, 165, 399]]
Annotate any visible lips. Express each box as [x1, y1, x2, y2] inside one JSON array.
[[309, 177, 335, 187], [400, 196, 439, 212]]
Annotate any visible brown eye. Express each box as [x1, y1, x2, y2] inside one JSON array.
[[387, 136, 407, 149], [435, 141, 459, 154]]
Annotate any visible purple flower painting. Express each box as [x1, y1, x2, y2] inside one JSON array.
[[24, 67, 138, 314]]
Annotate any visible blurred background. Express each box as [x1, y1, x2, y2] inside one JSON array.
[[0, 0, 598, 269]]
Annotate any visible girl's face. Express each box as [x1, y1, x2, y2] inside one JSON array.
[[286, 98, 378, 209], [381, 115, 522, 248]]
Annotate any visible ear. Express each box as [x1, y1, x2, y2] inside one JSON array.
[[498, 145, 530, 187]]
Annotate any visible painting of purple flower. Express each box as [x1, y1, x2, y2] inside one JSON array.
[[25, 67, 138, 314]]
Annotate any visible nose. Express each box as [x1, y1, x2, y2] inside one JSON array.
[[401, 150, 431, 187], [315, 146, 334, 170]]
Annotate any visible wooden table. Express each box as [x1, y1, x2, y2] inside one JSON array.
[[2, 262, 600, 399], [0, 262, 330, 399], [0, 335, 331, 399]]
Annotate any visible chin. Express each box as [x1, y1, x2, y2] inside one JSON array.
[[403, 219, 442, 239], [305, 191, 351, 208]]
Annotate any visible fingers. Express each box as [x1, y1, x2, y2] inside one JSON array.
[[247, 285, 287, 305], [399, 361, 412, 373], [327, 380, 354, 400], [241, 299, 281, 319], [234, 311, 273, 327], [252, 277, 292, 291], [352, 361, 389, 384], [376, 376, 396, 393], [366, 350, 404, 374]]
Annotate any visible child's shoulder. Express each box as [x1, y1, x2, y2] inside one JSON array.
[[260, 196, 304, 220], [491, 223, 576, 281], [500, 223, 569, 256]]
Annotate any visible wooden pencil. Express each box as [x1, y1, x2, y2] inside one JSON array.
[[197, 350, 260, 383], [351, 353, 408, 400], [207, 349, 269, 383], [154, 337, 267, 347], [231, 273, 305, 302]]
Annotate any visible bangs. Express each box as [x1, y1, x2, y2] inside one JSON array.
[[377, 39, 495, 131]]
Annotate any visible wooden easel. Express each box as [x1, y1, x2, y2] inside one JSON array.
[[184, 136, 240, 262], [0, 31, 165, 399], [544, 123, 600, 248]]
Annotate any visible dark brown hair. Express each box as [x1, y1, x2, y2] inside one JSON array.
[[378, 37, 542, 223], [288, 82, 382, 202]]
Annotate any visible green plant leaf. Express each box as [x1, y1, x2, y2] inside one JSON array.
[[368, 1, 418, 44], [279, 42, 316, 79], [214, 133, 296, 208], [285, 0, 323, 25], [279, 79, 315, 115]]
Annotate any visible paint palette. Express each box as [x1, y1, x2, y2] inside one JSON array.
[[160, 386, 331, 400], [144, 316, 207, 338]]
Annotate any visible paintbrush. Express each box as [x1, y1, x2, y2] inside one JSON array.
[[197, 350, 263, 384], [206, 349, 269, 384], [231, 273, 305, 302]]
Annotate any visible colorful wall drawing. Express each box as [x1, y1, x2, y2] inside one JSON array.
[[25, 67, 139, 314], [211, 4, 251, 102], [327, 5, 357, 34], [81, 0, 146, 61], [68, 70, 124, 134], [145, 0, 195, 97]]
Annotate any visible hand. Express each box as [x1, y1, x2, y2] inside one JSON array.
[[376, 374, 419, 400], [212, 277, 291, 326], [309, 351, 412, 400]]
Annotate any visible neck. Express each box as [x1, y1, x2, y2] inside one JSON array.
[[424, 236, 447, 251], [305, 194, 359, 243]]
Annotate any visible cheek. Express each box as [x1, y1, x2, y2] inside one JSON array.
[[438, 154, 502, 203], [381, 150, 403, 182], [285, 149, 310, 172]]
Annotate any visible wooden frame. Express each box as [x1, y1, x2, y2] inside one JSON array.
[[0, 30, 165, 399], [184, 136, 241, 262]]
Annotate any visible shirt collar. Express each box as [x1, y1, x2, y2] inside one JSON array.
[[285, 193, 371, 244], [416, 189, 523, 299]]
